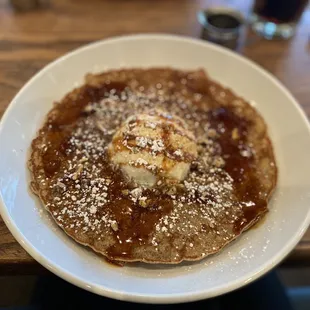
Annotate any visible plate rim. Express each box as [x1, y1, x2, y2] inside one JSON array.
[[0, 33, 310, 304]]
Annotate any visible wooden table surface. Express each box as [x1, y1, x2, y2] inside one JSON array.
[[0, 0, 309, 274]]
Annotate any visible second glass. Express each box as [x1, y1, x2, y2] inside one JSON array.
[[250, 0, 308, 39]]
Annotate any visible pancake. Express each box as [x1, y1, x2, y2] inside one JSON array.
[[29, 68, 277, 264]]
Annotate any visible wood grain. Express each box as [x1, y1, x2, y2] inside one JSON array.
[[0, 0, 309, 273]]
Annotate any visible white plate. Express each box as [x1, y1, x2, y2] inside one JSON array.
[[0, 34, 310, 304]]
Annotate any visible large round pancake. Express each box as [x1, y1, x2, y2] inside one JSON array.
[[29, 68, 277, 264]]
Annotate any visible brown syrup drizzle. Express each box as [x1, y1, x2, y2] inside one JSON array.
[[208, 107, 267, 233]]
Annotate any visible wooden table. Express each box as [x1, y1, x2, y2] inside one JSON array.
[[0, 0, 309, 274]]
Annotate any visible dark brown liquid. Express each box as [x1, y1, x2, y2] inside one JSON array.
[[253, 0, 308, 23], [208, 14, 241, 29]]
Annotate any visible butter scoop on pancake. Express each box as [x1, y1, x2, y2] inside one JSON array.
[[108, 109, 198, 187]]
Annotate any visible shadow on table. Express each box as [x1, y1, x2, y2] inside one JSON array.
[[0, 270, 299, 310]]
